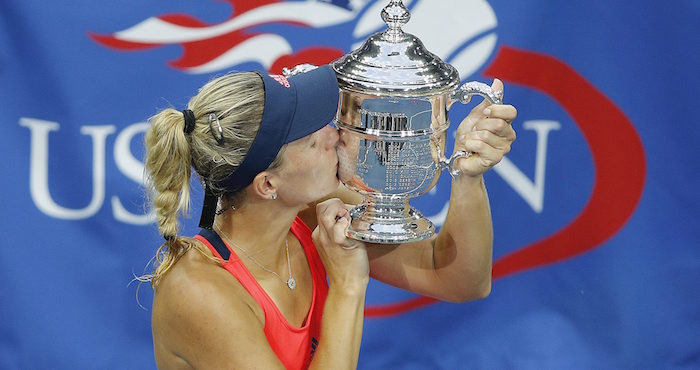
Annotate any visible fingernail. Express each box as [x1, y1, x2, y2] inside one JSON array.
[[483, 108, 491, 116]]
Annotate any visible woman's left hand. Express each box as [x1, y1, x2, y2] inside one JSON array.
[[453, 79, 517, 177]]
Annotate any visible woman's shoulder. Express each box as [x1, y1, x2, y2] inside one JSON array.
[[151, 239, 272, 368], [152, 239, 263, 336]]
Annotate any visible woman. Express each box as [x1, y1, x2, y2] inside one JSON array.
[[145, 65, 516, 369]]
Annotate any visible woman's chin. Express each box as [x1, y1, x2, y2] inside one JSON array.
[[329, 177, 342, 194]]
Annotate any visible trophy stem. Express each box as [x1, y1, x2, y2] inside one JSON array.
[[347, 194, 435, 244]]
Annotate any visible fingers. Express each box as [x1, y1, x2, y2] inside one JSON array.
[[466, 129, 512, 152], [484, 104, 517, 123], [491, 78, 504, 94], [474, 117, 517, 141], [316, 199, 345, 228], [467, 103, 517, 140], [458, 101, 516, 136], [460, 118, 515, 163], [457, 105, 517, 143], [452, 79, 517, 176], [461, 136, 509, 167], [316, 198, 352, 245], [331, 211, 350, 245], [314, 199, 367, 256]]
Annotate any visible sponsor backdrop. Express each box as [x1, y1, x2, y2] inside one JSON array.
[[2, 0, 698, 368]]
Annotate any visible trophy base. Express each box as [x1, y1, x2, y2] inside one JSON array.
[[347, 203, 435, 244]]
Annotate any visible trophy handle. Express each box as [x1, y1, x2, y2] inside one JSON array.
[[441, 81, 504, 178], [282, 64, 318, 77], [439, 149, 469, 179], [450, 81, 503, 105]]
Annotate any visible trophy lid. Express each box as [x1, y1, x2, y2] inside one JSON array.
[[333, 0, 460, 96]]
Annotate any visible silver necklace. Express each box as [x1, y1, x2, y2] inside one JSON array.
[[215, 224, 296, 291]]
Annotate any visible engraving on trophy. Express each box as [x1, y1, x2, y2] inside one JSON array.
[[356, 99, 436, 194], [359, 109, 408, 166]]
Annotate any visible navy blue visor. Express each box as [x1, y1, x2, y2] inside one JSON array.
[[198, 65, 339, 229], [217, 65, 339, 192]]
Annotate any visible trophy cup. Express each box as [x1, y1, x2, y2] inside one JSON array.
[[331, 0, 503, 244]]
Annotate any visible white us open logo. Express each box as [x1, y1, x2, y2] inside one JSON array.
[[18, 114, 558, 225], [21, 0, 561, 224]]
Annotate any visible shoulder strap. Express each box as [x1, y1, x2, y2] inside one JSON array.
[[197, 229, 231, 261]]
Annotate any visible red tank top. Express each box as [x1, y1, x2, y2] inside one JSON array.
[[194, 217, 328, 370]]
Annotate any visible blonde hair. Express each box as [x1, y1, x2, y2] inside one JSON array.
[[143, 72, 286, 287]]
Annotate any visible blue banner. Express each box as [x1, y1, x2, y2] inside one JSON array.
[[2, 0, 698, 368]]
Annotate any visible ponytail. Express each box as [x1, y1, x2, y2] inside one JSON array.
[[144, 108, 196, 287], [142, 72, 276, 287]]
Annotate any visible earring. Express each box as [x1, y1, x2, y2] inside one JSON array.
[[272, 193, 277, 200]]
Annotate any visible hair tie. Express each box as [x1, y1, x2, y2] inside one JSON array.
[[182, 109, 196, 134]]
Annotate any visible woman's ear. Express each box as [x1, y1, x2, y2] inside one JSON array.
[[251, 171, 279, 200]]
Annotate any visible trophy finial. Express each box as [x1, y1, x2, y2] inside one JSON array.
[[381, 0, 410, 37]]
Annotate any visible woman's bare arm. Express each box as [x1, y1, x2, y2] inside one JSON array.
[[301, 81, 516, 303]]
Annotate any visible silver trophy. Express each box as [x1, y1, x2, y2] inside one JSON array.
[[331, 0, 503, 244]]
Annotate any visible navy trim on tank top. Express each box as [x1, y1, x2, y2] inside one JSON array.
[[198, 229, 230, 260]]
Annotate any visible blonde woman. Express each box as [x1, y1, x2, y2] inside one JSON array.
[[145, 65, 516, 369]]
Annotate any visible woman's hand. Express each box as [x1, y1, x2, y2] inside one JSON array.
[[312, 198, 369, 291], [309, 201, 367, 369], [453, 79, 517, 177]]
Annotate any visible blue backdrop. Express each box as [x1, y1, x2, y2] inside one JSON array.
[[2, 0, 699, 369]]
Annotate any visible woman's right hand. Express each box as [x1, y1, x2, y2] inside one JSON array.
[[312, 198, 369, 292], [309, 201, 367, 370]]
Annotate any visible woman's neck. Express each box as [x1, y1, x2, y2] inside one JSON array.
[[213, 197, 303, 268]]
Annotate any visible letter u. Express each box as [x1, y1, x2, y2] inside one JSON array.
[[20, 118, 115, 220]]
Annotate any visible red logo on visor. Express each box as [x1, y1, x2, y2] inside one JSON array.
[[270, 75, 290, 88]]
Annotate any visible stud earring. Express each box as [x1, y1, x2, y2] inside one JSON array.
[[272, 193, 277, 200]]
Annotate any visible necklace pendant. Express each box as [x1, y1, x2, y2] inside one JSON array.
[[287, 277, 296, 290]]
